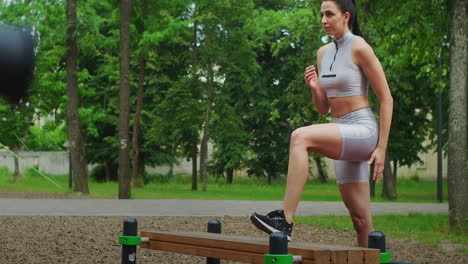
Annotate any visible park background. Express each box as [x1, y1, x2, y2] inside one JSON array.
[[0, 0, 457, 195], [0, 0, 467, 261]]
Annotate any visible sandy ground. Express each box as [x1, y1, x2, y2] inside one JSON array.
[[0, 191, 466, 263]]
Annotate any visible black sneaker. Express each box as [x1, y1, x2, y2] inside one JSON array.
[[250, 209, 293, 241]]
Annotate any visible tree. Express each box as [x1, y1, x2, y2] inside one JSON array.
[[27, 121, 67, 151], [139, 0, 199, 188], [242, 2, 327, 183], [131, 0, 148, 188], [193, 0, 247, 191], [66, 0, 89, 194], [447, 0, 467, 232], [118, 0, 132, 199], [361, 0, 450, 199], [194, 0, 218, 192], [76, 0, 121, 183], [0, 103, 32, 184]]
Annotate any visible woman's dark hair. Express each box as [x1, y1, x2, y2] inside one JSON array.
[[324, 0, 362, 36]]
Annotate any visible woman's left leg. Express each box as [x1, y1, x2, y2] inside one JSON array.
[[338, 182, 374, 247]]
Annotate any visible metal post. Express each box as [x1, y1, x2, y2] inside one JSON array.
[[122, 218, 138, 264], [368, 231, 391, 264], [207, 219, 221, 264], [369, 231, 416, 264], [264, 232, 293, 264]]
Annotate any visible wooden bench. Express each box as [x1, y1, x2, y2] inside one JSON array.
[[140, 231, 380, 264]]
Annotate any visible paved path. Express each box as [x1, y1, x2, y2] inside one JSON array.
[[0, 199, 448, 216]]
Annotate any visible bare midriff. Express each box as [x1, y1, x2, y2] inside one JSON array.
[[328, 95, 370, 118]]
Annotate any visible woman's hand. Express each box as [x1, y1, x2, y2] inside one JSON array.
[[304, 65, 319, 90], [367, 146, 386, 182]]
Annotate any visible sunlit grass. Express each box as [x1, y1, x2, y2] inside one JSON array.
[[296, 213, 468, 255], [0, 167, 448, 203]]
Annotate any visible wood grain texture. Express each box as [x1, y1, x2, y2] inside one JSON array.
[[140, 231, 380, 264]]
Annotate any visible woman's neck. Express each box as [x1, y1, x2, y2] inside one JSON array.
[[334, 29, 350, 41]]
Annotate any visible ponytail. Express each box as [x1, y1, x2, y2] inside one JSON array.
[[350, 0, 362, 36]]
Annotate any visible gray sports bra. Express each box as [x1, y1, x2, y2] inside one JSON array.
[[319, 32, 369, 98]]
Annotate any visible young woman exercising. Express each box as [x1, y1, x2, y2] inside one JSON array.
[[250, 0, 393, 247]]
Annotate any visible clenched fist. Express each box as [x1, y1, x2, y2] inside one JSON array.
[[304, 65, 319, 90]]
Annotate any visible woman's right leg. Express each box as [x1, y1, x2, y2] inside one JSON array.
[[339, 182, 373, 247], [282, 123, 342, 224]]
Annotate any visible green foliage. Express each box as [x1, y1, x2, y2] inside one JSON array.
[[0, 166, 13, 180], [0, 0, 451, 187], [22, 166, 42, 178], [27, 121, 67, 151], [362, 0, 450, 168], [0, 102, 33, 150], [90, 164, 107, 182]]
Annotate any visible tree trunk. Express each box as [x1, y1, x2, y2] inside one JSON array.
[[118, 0, 132, 199], [13, 147, 20, 184], [448, 0, 468, 232], [226, 168, 234, 184], [131, 0, 147, 189], [382, 155, 397, 200], [199, 120, 208, 192], [200, 63, 214, 192], [132, 51, 146, 188], [66, 0, 89, 194], [105, 162, 118, 182], [313, 156, 327, 183], [137, 157, 145, 184], [392, 160, 398, 180], [191, 142, 198, 191]]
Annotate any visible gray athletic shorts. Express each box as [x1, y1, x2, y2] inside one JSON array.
[[332, 108, 379, 184]]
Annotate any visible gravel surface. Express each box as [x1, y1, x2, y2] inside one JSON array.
[[0, 191, 465, 263], [1, 215, 466, 264]]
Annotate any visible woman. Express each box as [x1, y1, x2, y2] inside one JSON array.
[[250, 0, 393, 247]]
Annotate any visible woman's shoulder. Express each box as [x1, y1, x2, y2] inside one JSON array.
[[351, 36, 377, 66], [317, 43, 331, 56], [351, 36, 373, 53], [316, 43, 331, 66]]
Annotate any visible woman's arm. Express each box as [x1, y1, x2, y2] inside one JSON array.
[[353, 38, 393, 181], [305, 45, 329, 115]]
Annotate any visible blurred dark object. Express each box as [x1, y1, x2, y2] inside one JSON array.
[[0, 27, 35, 104]]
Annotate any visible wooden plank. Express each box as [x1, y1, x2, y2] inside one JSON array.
[[363, 250, 380, 264], [142, 240, 265, 264], [330, 250, 348, 264], [289, 241, 378, 264], [347, 250, 364, 264], [289, 247, 331, 263], [142, 231, 330, 262], [141, 240, 319, 264], [140, 231, 379, 264], [142, 231, 268, 254]]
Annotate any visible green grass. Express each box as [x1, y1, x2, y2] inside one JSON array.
[[0, 167, 448, 202], [295, 213, 468, 255]]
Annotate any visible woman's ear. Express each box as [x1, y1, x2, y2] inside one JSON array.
[[343, 11, 351, 24]]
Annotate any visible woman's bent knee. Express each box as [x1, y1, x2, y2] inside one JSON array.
[[351, 214, 372, 232], [290, 128, 308, 147]]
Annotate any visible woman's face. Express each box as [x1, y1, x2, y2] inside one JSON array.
[[320, 1, 350, 37]]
